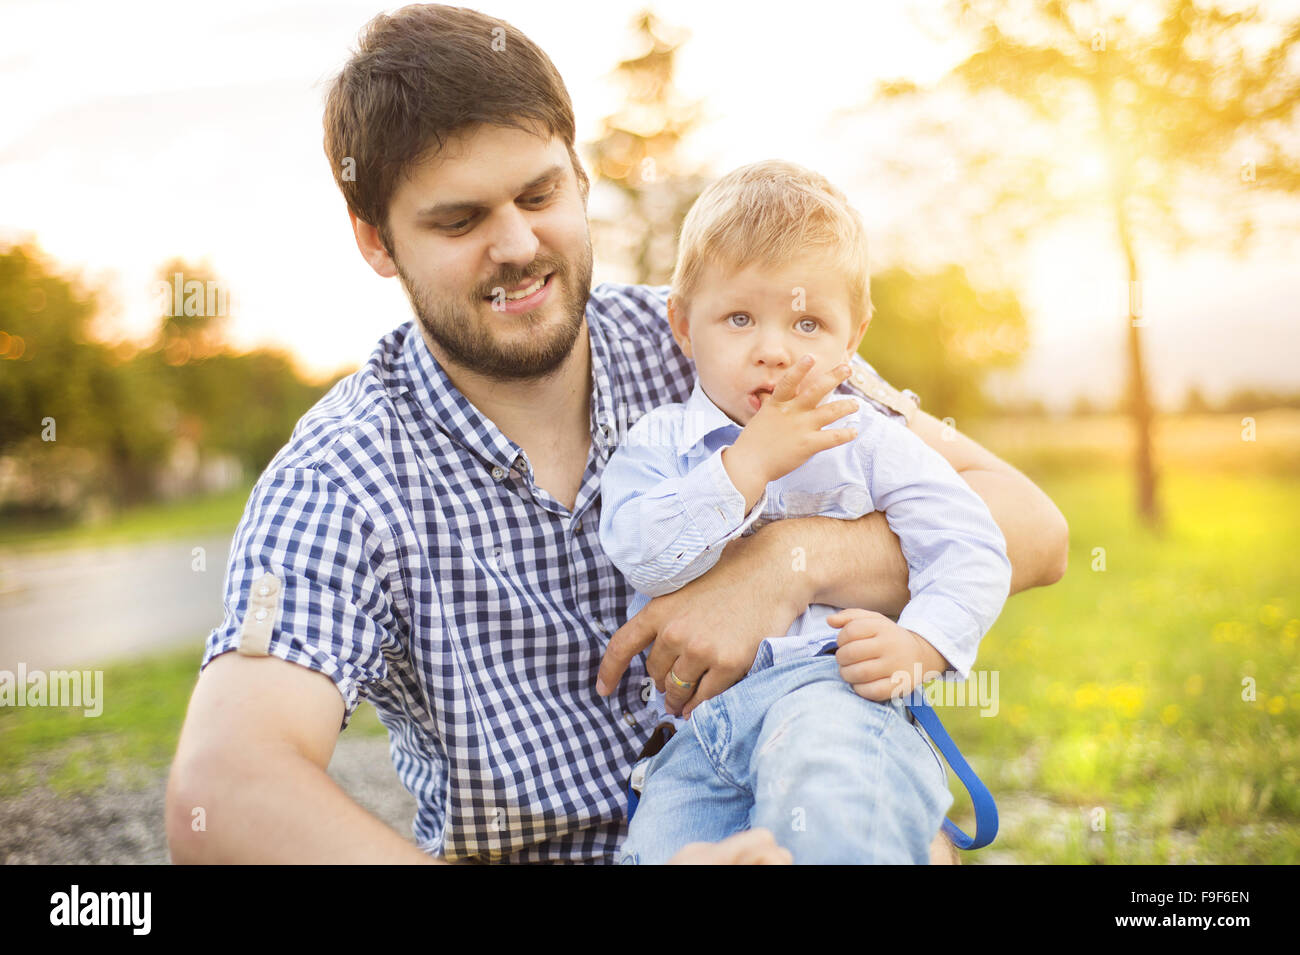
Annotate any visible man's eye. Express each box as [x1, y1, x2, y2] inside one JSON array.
[[522, 189, 555, 207], [726, 313, 751, 327]]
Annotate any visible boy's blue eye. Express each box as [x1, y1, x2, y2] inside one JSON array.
[[797, 318, 819, 333], [727, 313, 751, 327]]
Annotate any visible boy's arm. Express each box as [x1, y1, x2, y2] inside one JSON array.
[[598, 416, 768, 598]]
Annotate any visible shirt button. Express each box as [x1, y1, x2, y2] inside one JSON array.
[[254, 609, 268, 621], [623, 711, 638, 726], [574, 518, 583, 533], [491, 466, 506, 480]]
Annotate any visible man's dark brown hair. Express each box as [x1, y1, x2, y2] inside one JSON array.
[[323, 4, 589, 254]]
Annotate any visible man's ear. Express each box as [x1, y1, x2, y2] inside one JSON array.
[[667, 296, 693, 359], [350, 210, 399, 279]]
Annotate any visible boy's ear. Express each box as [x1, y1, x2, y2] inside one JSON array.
[[667, 296, 693, 359], [848, 314, 871, 357]]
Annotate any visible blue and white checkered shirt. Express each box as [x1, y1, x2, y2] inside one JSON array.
[[203, 282, 909, 862]]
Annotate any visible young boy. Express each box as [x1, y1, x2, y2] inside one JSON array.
[[598, 160, 1012, 864]]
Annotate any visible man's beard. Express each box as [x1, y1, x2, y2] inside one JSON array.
[[395, 238, 593, 382]]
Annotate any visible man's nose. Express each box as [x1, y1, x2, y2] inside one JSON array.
[[486, 204, 540, 267]]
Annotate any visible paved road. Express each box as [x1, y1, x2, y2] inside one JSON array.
[[0, 534, 234, 672]]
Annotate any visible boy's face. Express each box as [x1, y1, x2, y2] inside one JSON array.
[[668, 255, 870, 425]]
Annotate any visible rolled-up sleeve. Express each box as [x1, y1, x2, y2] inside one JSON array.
[[202, 466, 398, 731], [858, 415, 1012, 680], [599, 414, 766, 598]]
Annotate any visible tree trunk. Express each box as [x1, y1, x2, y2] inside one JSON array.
[[1115, 206, 1161, 528]]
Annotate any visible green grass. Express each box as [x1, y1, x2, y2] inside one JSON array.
[[942, 466, 1300, 864], [0, 643, 387, 798], [3, 453, 1297, 863], [0, 483, 254, 553]]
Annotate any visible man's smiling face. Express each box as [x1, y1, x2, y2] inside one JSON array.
[[374, 122, 593, 381]]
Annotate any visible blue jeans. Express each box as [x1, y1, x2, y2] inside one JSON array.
[[618, 654, 953, 864]]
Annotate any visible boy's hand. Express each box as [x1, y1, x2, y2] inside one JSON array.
[[827, 608, 950, 701], [722, 356, 860, 510]]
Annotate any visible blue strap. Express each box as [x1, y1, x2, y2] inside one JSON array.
[[905, 688, 998, 850]]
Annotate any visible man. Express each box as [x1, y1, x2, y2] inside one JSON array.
[[165, 4, 1067, 864]]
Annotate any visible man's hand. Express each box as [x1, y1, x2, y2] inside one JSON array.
[[722, 356, 859, 514], [667, 829, 793, 865], [829, 608, 949, 702], [596, 526, 806, 718]]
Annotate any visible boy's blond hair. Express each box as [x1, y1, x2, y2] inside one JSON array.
[[670, 160, 873, 331]]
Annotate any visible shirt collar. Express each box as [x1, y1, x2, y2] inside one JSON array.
[[680, 377, 744, 450], [586, 306, 620, 462], [395, 307, 618, 473]]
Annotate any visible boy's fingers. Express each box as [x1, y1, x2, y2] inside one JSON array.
[[817, 400, 859, 426], [835, 636, 883, 664], [826, 608, 872, 627], [813, 429, 857, 453], [772, 356, 814, 401], [800, 363, 852, 406], [851, 676, 909, 702], [839, 658, 894, 684]]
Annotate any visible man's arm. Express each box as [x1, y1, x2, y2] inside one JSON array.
[[168, 652, 793, 865], [166, 652, 439, 864], [801, 408, 1068, 613]]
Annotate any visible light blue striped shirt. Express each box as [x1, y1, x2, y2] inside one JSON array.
[[599, 376, 1011, 723]]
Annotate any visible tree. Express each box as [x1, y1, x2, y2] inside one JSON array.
[[865, 266, 1029, 421], [586, 9, 708, 284], [0, 242, 171, 509], [876, 0, 1300, 526]]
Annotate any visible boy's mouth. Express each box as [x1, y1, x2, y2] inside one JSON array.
[[747, 385, 775, 412]]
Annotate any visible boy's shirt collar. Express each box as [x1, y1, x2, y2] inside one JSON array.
[[680, 377, 745, 450]]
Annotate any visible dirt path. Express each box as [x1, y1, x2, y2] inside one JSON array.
[[0, 736, 417, 864]]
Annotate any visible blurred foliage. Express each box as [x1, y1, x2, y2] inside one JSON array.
[[863, 265, 1029, 420], [586, 9, 709, 284], [0, 242, 339, 521], [874, 0, 1300, 526]]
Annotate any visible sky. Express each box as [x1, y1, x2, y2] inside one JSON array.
[[2, 0, 1298, 409]]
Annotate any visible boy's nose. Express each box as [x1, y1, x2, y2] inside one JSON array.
[[753, 336, 793, 368]]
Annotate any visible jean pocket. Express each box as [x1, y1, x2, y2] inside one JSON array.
[[909, 720, 949, 788]]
